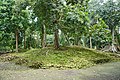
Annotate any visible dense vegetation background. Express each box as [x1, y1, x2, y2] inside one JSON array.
[[0, 0, 120, 52]]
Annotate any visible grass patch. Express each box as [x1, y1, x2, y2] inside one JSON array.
[[0, 46, 120, 69]]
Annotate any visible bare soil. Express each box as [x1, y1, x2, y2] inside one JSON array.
[[0, 62, 120, 80]]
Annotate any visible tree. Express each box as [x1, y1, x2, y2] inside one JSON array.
[[12, 0, 31, 52], [34, 0, 50, 48], [0, 0, 15, 51], [61, 0, 90, 46], [34, 0, 66, 49], [89, 0, 120, 52], [0, 0, 32, 52]]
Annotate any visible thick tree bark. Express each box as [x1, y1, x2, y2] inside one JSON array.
[[82, 35, 86, 47], [90, 36, 92, 48], [117, 27, 120, 45], [75, 37, 80, 46], [54, 28, 59, 49], [74, 36, 79, 45], [29, 34, 32, 49], [112, 28, 115, 45], [118, 27, 120, 34], [15, 29, 18, 52], [111, 28, 117, 52], [102, 28, 117, 52], [82, 40, 85, 47], [24, 31, 26, 49], [37, 32, 40, 48], [41, 24, 46, 48]]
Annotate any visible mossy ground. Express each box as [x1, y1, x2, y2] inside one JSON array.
[[0, 46, 120, 69]]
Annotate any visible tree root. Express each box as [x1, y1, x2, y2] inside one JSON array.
[[101, 45, 118, 53]]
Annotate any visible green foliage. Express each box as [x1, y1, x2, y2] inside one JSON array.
[[89, 0, 120, 31], [0, 32, 14, 51], [88, 0, 120, 49], [87, 16, 111, 48], [0, 0, 119, 52], [0, 0, 36, 51]]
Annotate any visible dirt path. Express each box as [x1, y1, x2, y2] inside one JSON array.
[[0, 62, 120, 80]]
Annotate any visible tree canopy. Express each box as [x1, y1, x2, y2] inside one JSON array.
[[0, 0, 120, 52]]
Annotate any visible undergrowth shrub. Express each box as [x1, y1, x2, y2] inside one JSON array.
[[1, 55, 19, 61], [29, 61, 44, 69], [15, 58, 29, 65], [92, 58, 111, 64]]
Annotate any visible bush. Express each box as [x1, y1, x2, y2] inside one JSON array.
[[1, 55, 19, 61], [92, 58, 111, 64], [15, 58, 29, 65], [29, 61, 44, 69]]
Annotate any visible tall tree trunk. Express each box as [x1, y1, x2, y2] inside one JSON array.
[[37, 32, 40, 48], [54, 28, 59, 49], [111, 28, 117, 52], [74, 36, 79, 45], [112, 28, 115, 45], [118, 27, 120, 45], [90, 36, 92, 48], [82, 35, 86, 47], [74, 29, 79, 46], [118, 27, 120, 34], [74, 36, 80, 46], [15, 29, 18, 52], [41, 24, 46, 48], [24, 31, 26, 49], [29, 34, 32, 49]]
